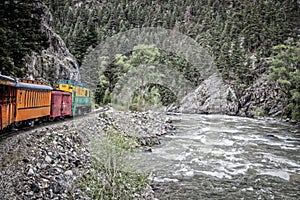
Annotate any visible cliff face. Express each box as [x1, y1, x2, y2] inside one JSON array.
[[238, 76, 286, 118], [24, 4, 79, 83], [179, 75, 239, 115], [179, 75, 286, 119]]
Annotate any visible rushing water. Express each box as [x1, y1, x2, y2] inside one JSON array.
[[131, 114, 300, 199]]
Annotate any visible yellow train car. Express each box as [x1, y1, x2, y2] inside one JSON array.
[[15, 79, 52, 125]]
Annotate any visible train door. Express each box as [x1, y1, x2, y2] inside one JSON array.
[[72, 91, 76, 116], [0, 85, 16, 130], [0, 106, 2, 130], [62, 93, 72, 116]]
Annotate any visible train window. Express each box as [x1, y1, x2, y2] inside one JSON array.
[[0, 86, 4, 103], [38, 92, 40, 106], [19, 91, 22, 105], [33, 91, 36, 106], [32, 91, 34, 107], [29, 91, 31, 107], [29, 90, 31, 107], [32, 91, 34, 106], [27, 90, 30, 107], [7, 87, 10, 104], [42, 92, 45, 106], [23, 90, 26, 107], [24, 90, 26, 107], [0, 86, 4, 104], [28, 90, 30, 107], [31, 91, 34, 107], [26, 91, 28, 107], [42, 92, 44, 106]]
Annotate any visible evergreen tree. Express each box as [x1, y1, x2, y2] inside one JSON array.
[[268, 38, 300, 120], [0, 0, 48, 77]]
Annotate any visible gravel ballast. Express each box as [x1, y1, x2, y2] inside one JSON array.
[[0, 109, 175, 199]]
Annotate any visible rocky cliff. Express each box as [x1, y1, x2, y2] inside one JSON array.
[[238, 76, 286, 118], [179, 75, 286, 119], [24, 4, 79, 83], [179, 74, 239, 115]]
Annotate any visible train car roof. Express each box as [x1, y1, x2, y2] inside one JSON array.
[[57, 79, 85, 87], [16, 82, 53, 91], [51, 90, 71, 95], [0, 74, 16, 86]]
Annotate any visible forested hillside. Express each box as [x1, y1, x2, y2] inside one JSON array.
[[46, 0, 299, 119], [0, 0, 299, 119], [47, 0, 298, 82], [0, 0, 80, 82], [0, 0, 49, 77]]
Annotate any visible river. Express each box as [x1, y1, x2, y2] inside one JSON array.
[[131, 114, 300, 199]]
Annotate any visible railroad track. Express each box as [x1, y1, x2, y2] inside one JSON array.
[[0, 117, 74, 141], [0, 106, 110, 141]]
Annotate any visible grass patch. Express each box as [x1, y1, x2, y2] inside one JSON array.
[[78, 128, 149, 199]]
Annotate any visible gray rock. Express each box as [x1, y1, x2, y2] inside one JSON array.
[[45, 155, 52, 163], [28, 168, 34, 176], [179, 74, 239, 115], [64, 170, 73, 176], [238, 76, 286, 118], [31, 182, 40, 193]]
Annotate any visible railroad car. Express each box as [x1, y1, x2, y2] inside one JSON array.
[[1, 74, 92, 132], [56, 80, 92, 116], [0, 74, 17, 130], [50, 91, 72, 119], [14, 79, 52, 126]]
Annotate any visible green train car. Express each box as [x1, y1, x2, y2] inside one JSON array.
[[56, 80, 92, 116]]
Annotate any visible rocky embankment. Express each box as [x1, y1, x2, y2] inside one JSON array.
[[0, 110, 175, 199], [179, 74, 286, 119]]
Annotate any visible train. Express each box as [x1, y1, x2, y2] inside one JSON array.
[[0, 74, 92, 131]]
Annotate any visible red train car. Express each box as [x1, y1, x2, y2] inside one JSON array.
[[0, 74, 17, 130], [50, 91, 72, 119]]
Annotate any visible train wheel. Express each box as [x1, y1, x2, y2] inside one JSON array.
[[28, 120, 34, 127]]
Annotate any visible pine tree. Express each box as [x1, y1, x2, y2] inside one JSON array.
[[268, 38, 300, 120]]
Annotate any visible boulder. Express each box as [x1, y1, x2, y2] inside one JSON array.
[[179, 74, 239, 115]]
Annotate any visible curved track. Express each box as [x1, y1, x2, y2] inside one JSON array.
[[0, 106, 110, 141]]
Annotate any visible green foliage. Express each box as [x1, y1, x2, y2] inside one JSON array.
[[268, 38, 300, 120], [255, 108, 267, 117], [0, 0, 49, 77], [43, 0, 300, 117], [79, 128, 149, 199], [95, 45, 188, 108], [46, 0, 299, 96], [130, 83, 177, 111], [130, 85, 161, 111]]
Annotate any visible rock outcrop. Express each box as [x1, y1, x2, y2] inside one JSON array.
[[178, 74, 286, 119], [179, 74, 239, 115], [238, 76, 286, 118], [24, 4, 79, 82]]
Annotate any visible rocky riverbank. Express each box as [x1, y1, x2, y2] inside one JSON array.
[[0, 109, 175, 199]]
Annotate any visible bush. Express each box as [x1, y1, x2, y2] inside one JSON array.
[[78, 128, 149, 199]]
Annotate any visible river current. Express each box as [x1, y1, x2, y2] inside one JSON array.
[[131, 114, 300, 199]]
